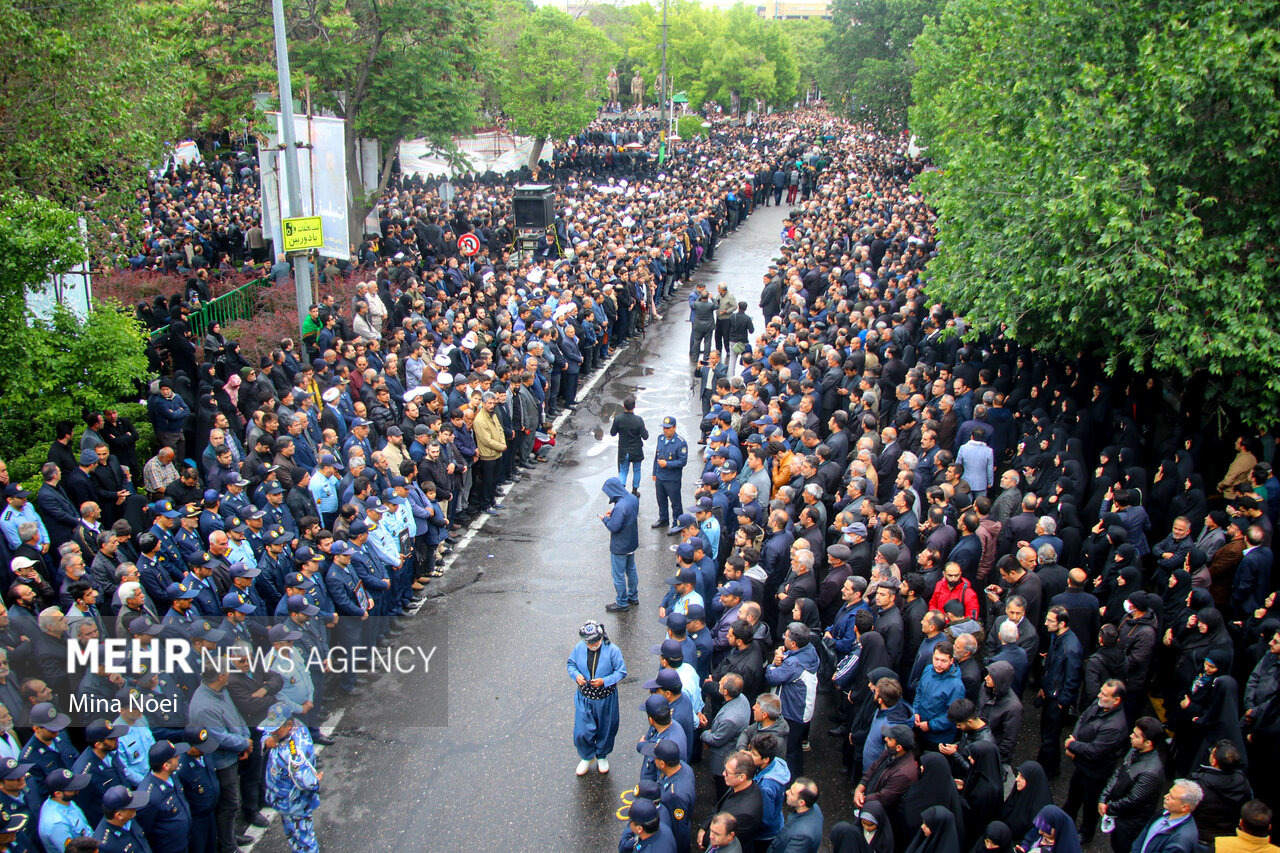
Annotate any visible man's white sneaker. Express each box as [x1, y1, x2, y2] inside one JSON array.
[[576, 759, 592, 776], [597, 758, 610, 774]]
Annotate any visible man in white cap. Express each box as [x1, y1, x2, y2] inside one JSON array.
[[319, 387, 347, 442]]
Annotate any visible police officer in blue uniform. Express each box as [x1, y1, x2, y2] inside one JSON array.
[[0, 757, 41, 853], [257, 528, 292, 613], [218, 479, 253, 525], [174, 504, 206, 565], [620, 781, 664, 852], [147, 499, 186, 569], [217, 592, 256, 650], [72, 720, 131, 829], [648, 668, 696, 755], [620, 796, 677, 853], [637, 695, 689, 784], [159, 583, 200, 640], [136, 669, 188, 741], [652, 416, 688, 535], [134, 741, 191, 853], [94, 784, 153, 853], [197, 492, 225, 541], [683, 604, 715, 683], [229, 562, 270, 648], [325, 540, 373, 694], [177, 727, 220, 853], [20, 702, 78, 800], [183, 560, 222, 621], [347, 524, 392, 645], [652, 738, 696, 853], [0, 808, 34, 853], [260, 484, 298, 540]]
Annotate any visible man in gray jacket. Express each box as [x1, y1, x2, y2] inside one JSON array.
[[189, 666, 254, 851], [701, 673, 751, 800], [690, 286, 717, 362]]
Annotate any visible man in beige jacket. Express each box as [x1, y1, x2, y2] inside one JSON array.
[[473, 392, 507, 516]]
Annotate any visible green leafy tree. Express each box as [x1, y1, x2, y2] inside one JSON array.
[[0, 191, 86, 420], [825, 0, 940, 126], [0, 0, 185, 205], [911, 0, 1280, 425], [0, 191, 150, 457], [502, 8, 617, 167], [782, 18, 839, 102], [279, 0, 487, 244], [478, 0, 534, 116], [625, 1, 797, 112], [140, 0, 274, 144], [677, 115, 709, 140]]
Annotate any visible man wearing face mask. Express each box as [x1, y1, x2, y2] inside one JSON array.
[[1118, 592, 1159, 721]]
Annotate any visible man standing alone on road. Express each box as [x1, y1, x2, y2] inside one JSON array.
[[610, 396, 649, 499], [601, 477, 640, 612]]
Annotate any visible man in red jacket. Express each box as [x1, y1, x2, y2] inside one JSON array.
[[928, 562, 979, 619]]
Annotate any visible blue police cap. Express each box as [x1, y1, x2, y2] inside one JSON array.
[[644, 668, 682, 692], [629, 797, 659, 824]]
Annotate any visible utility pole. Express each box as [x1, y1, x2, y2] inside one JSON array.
[[659, 0, 668, 129], [270, 0, 315, 361]]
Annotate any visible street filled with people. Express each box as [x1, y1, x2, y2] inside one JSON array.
[[0, 107, 1275, 853]]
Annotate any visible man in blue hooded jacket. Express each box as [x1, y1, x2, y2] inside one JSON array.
[[764, 622, 819, 776], [601, 477, 640, 612]]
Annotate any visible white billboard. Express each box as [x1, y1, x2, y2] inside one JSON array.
[[261, 113, 351, 260], [26, 217, 91, 322]]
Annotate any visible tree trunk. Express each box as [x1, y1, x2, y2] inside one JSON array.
[[527, 135, 547, 171], [344, 121, 402, 247]]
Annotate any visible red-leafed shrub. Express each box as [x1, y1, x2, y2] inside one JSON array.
[[221, 271, 358, 364], [93, 268, 254, 306]]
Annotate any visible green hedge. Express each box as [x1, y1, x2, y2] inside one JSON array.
[[677, 115, 709, 140], [9, 401, 155, 491]]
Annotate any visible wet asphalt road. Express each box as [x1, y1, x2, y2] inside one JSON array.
[[243, 197, 1076, 852], [243, 202, 807, 852]]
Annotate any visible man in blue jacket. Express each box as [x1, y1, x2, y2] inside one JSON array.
[[601, 477, 640, 612], [912, 640, 965, 747], [768, 779, 823, 853], [148, 380, 191, 463], [1129, 780, 1203, 853], [764, 623, 819, 776]]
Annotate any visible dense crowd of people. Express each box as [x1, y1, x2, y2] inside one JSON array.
[[573, 116, 1280, 853], [0, 111, 842, 852], [0, 104, 1274, 853]]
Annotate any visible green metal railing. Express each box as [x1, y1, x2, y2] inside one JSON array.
[[150, 278, 268, 343]]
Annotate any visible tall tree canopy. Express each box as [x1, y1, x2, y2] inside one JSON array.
[[499, 7, 617, 166], [0, 0, 185, 205], [911, 0, 1280, 424], [623, 1, 798, 113], [824, 0, 941, 127], [283, 0, 487, 242]]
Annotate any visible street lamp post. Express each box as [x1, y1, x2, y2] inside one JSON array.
[[270, 0, 315, 360]]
